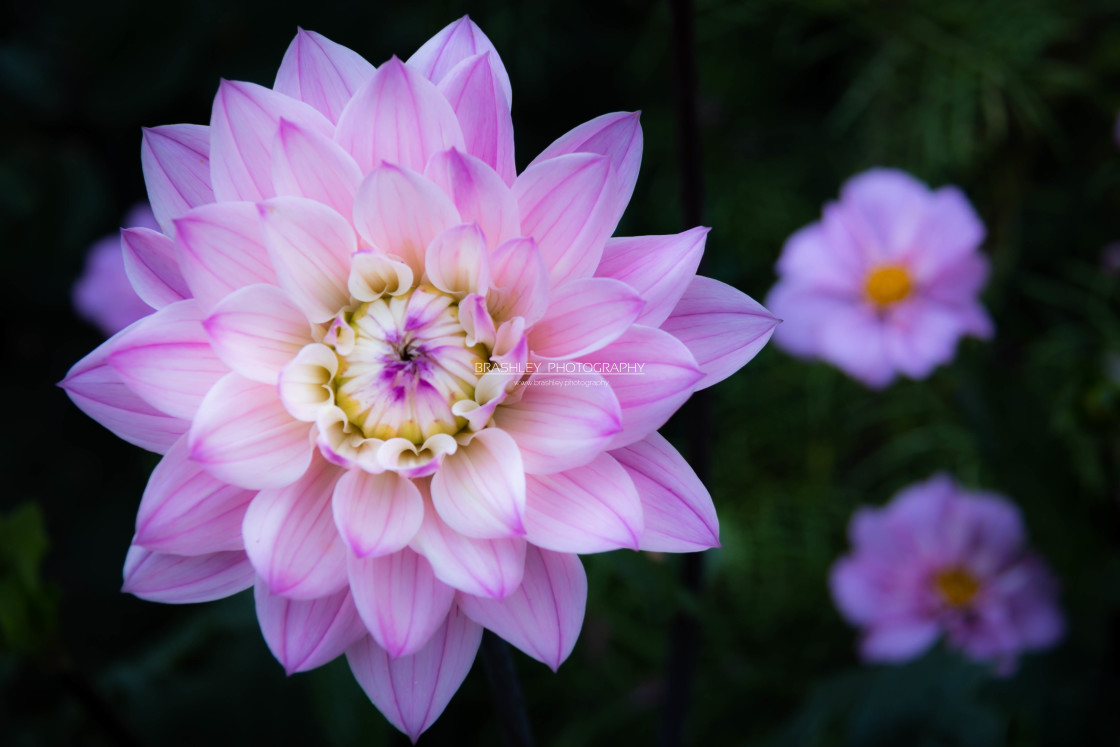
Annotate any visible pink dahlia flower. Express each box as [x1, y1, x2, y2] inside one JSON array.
[[765, 168, 993, 388], [830, 474, 1063, 674], [60, 17, 778, 740], [72, 204, 159, 335]]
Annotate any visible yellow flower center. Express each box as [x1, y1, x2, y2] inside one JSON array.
[[865, 265, 911, 306], [332, 287, 486, 445], [934, 568, 979, 608]]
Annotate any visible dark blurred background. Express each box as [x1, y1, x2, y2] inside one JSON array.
[[4, 0, 1120, 744]]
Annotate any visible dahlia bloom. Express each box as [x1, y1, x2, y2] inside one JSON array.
[[830, 474, 1063, 673], [60, 17, 778, 739], [72, 204, 158, 335], [765, 168, 993, 388]]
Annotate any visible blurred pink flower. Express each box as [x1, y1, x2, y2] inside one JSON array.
[[72, 204, 158, 335], [830, 474, 1063, 673], [766, 168, 993, 388], [60, 17, 778, 740]]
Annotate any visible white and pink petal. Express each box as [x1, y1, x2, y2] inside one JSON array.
[[134, 436, 255, 555], [424, 223, 491, 297], [271, 118, 364, 220], [259, 197, 355, 323], [595, 227, 707, 327], [121, 546, 255, 603], [106, 300, 227, 420], [173, 201, 278, 312], [524, 453, 642, 553], [528, 277, 644, 359], [273, 29, 376, 123], [190, 373, 313, 490], [60, 339, 189, 453], [352, 164, 461, 276], [204, 284, 312, 385], [407, 16, 512, 106], [335, 57, 465, 174], [430, 428, 525, 539], [660, 276, 779, 390], [347, 606, 482, 742], [255, 581, 368, 674], [411, 494, 526, 599], [120, 227, 190, 309], [242, 454, 347, 599], [348, 548, 455, 658], [611, 433, 719, 552], [492, 372, 622, 475], [437, 53, 516, 185], [529, 111, 642, 219], [514, 153, 620, 287], [425, 149, 520, 247], [140, 124, 214, 234], [458, 546, 586, 671], [579, 325, 703, 449], [332, 469, 424, 558], [488, 238, 549, 324]]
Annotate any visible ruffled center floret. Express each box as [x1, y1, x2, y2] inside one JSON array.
[[334, 288, 486, 443], [277, 248, 526, 479]]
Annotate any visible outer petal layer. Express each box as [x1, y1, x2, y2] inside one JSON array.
[[347, 606, 482, 742], [407, 16, 512, 106], [242, 454, 347, 599], [134, 436, 255, 555], [595, 227, 707, 328], [335, 57, 465, 174], [274, 29, 376, 123], [61, 338, 189, 453], [612, 433, 719, 552], [492, 373, 621, 474], [529, 111, 642, 222], [411, 496, 526, 599], [524, 454, 642, 553], [122, 546, 254, 603], [514, 153, 619, 287], [209, 79, 334, 202], [255, 581, 367, 674], [661, 276, 779, 390], [141, 124, 214, 233], [106, 300, 227, 420], [458, 546, 586, 670], [121, 227, 190, 309]]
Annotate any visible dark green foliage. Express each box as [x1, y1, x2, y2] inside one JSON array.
[[2, 0, 1118, 744]]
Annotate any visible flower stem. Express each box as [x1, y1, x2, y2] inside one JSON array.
[[480, 631, 534, 747], [663, 0, 708, 745]]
